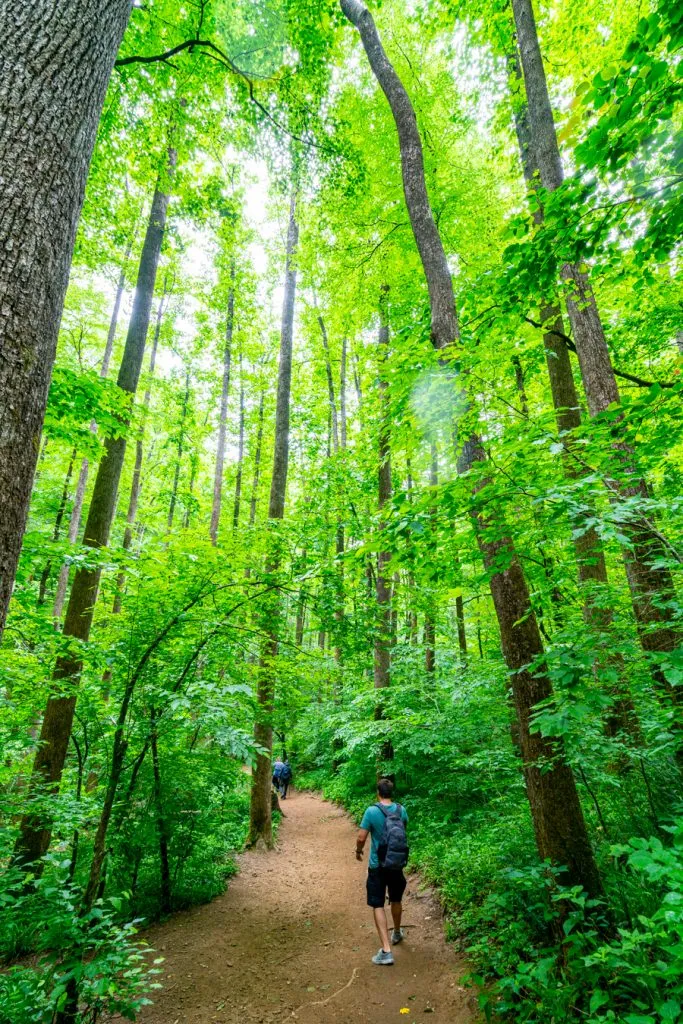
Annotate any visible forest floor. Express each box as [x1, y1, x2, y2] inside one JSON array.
[[134, 790, 477, 1024]]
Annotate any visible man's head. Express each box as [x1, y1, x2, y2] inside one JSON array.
[[377, 777, 394, 800]]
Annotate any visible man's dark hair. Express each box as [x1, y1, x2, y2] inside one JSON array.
[[377, 777, 394, 799]]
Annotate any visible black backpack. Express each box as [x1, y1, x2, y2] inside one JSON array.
[[376, 803, 409, 870]]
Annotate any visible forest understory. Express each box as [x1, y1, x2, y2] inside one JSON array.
[[1, 0, 682, 1023]]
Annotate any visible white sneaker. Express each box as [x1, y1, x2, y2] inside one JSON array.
[[391, 928, 404, 945]]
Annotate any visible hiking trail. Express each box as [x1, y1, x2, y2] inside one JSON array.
[[136, 790, 476, 1024]]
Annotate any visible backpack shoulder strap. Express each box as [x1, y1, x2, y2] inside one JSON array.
[[377, 802, 402, 817]]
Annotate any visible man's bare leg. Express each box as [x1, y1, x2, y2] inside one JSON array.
[[373, 907, 391, 952], [390, 902, 402, 931]]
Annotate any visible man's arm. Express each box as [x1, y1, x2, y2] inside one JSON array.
[[356, 827, 369, 861]]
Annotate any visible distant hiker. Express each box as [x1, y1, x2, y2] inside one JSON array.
[[272, 758, 284, 792], [279, 759, 292, 799], [355, 777, 409, 965]]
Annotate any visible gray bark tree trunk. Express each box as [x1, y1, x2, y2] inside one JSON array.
[[342, 0, 603, 899], [14, 151, 175, 870], [0, 0, 132, 642], [210, 261, 235, 545], [512, 0, 681, 695], [248, 188, 298, 848]]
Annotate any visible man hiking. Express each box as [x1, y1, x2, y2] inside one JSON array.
[[355, 777, 409, 965], [279, 758, 292, 799], [272, 758, 284, 794]]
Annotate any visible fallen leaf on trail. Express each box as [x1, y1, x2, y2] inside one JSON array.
[[400, 1009, 410, 1015]]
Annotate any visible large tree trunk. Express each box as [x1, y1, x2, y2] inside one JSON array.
[[210, 261, 235, 545], [511, 0, 681, 694], [14, 153, 175, 870], [509, 56, 637, 738], [342, 0, 603, 899], [248, 189, 298, 849], [0, 0, 132, 642]]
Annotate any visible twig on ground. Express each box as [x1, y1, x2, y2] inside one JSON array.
[[291, 967, 359, 1015]]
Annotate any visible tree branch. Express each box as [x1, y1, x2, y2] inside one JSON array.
[[523, 316, 677, 390]]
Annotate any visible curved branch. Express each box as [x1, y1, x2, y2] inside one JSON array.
[[523, 316, 677, 390]]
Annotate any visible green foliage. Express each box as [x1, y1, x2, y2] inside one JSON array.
[[2, 0, 683, 1021]]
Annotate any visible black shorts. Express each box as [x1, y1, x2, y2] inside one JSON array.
[[366, 868, 407, 908]]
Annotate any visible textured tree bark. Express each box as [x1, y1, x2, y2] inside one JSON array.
[[248, 189, 298, 848], [0, 0, 132, 642], [210, 261, 235, 545], [512, 0, 681, 688], [509, 58, 638, 738], [342, 0, 603, 898], [14, 153, 175, 869], [233, 355, 245, 529]]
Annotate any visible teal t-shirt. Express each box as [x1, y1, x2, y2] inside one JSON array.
[[360, 802, 408, 869]]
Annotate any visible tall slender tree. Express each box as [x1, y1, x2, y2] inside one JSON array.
[[511, 0, 681, 695], [14, 150, 176, 869], [210, 260, 235, 545], [340, 0, 603, 898], [374, 287, 393, 712], [248, 187, 299, 848]]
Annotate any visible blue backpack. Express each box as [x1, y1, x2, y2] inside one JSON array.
[[376, 803, 409, 870], [280, 763, 292, 781]]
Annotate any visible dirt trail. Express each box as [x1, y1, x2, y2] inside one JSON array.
[[136, 790, 476, 1024]]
